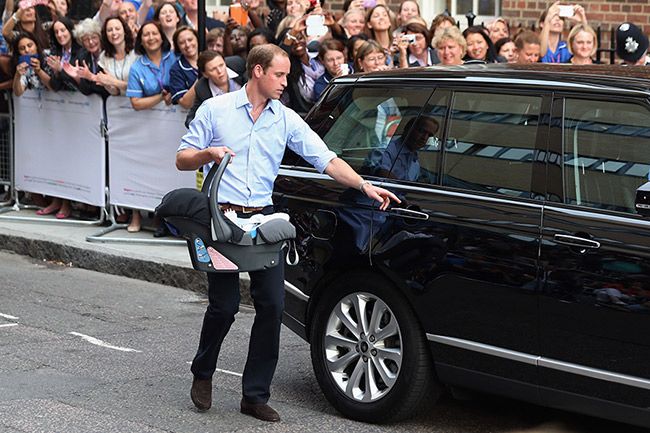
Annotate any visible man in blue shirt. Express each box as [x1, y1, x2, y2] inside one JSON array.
[[176, 44, 398, 422]]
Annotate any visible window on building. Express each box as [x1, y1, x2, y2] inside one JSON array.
[[451, 0, 501, 23]]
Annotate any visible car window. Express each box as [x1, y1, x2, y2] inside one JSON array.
[[442, 92, 541, 198], [382, 91, 448, 185], [319, 87, 433, 176], [563, 98, 650, 214]]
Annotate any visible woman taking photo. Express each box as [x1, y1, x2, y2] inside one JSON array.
[[433, 26, 465, 66], [168, 26, 199, 108], [96, 16, 139, 96], [11, 32, 52, 96], [397, 22, 435, 68], [3, 3, 50, 48], [566, 23, 597, 65], [126, 21, 176, 110]]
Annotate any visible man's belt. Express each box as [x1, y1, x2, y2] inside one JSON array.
[[219, 204, 264, 214]]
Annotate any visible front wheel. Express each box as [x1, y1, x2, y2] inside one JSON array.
[[309, 274, 440, 423]]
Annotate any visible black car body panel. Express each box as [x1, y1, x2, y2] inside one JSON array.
[[275, 64, 650, 427]]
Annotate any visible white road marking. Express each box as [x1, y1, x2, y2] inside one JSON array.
[[0, 313, 19, 320], [69, 332, 142, 353], [0, 324, 18, 328], [216, 368, 243, 377], [185, 362, 243, 377]]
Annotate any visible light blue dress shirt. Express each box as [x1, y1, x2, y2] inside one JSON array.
[[178, 86, 337, 207], [126, 51, 176, 97]]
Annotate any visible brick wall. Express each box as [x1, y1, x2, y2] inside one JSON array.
[[326, 0, 407, 13], [502, 0, 650, 34]]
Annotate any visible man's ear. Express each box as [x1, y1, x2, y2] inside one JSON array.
[[253, 63, 263, 78]]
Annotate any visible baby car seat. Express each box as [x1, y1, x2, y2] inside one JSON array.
[[156, 153, 296, 272]]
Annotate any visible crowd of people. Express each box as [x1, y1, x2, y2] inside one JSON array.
[[0, 0, 648, 225]]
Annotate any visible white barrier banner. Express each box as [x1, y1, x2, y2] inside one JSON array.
[[14, 90, 106, 206], [106, 97, 195, 212]]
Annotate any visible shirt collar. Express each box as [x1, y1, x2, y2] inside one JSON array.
[[141, 50, 172, 67], [179, 56, 197, 71], [409, 49, 432, 66], [235, 85, 280, 115]]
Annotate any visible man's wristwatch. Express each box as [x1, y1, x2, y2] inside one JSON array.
[[359, 180, 371, 195]]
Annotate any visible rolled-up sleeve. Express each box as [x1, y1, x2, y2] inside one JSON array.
[[285, 110, 336, 173]]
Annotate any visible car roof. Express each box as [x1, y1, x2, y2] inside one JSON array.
[[345, 63, 650, 96]]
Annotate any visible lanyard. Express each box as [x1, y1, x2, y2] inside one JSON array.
[[145, 54, 166, 91]]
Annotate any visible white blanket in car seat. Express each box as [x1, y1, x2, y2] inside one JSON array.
[[222, 210, 291, 235]]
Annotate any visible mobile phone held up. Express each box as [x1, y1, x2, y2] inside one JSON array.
[[363, 0, 377, 8], [18, 54, 38, 66], [229, 3, 248, 27], [306, 14, 328, 37], [558, 5, 574, 18], [18, 0, 48, 9]]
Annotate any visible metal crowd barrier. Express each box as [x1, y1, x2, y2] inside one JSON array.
[[0, 91, 13, 207], [0, 90, 106, 226], [0, 90, 191, 244]]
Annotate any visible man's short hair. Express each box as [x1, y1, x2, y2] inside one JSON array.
[[514, 30, 540, 50], [246, 44, 289, 77], [198, 50, 224, 73]]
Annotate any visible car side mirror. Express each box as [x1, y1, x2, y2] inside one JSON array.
[[635, 181, 650, 217]]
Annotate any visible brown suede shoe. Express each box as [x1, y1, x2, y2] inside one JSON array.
[[190, 377, 212, 411], [240, 399, 281, 422]]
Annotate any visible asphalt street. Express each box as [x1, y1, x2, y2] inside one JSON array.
[[0, 250, 645, 433]]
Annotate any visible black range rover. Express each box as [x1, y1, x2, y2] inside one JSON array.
[[274, 64, 650, 427]]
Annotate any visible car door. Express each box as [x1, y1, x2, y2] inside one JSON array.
[[371, 87, 550, 400], [277, 84, 434, 329], [539, 95, 650, 424]]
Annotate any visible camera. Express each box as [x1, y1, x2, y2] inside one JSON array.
[[402, 34, 416, 43]]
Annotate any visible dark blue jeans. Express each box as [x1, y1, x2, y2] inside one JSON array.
[[190, 254, 285, 404]]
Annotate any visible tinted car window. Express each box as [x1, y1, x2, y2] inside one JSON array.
[[442, 92, 541, 198], [382, 92, 448, 185], [319, 87, 433, 176], [563, 99, 650, 214]]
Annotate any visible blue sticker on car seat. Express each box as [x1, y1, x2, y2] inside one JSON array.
[[194, 238, 210, 263]]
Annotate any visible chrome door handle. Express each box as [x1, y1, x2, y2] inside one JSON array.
[[388, 207, 429, 220], [553, 234, 600, 249]]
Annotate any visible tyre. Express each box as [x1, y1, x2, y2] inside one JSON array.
[[309, 273, 440, 423]]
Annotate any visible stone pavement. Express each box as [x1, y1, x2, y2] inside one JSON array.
[[0, 207, 251, 302]]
